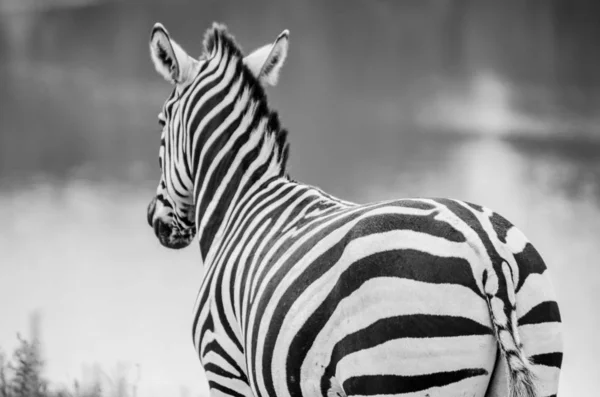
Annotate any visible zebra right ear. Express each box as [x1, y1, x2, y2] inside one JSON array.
[[243, 29, 289, 87], [150, 23, 196, 85]]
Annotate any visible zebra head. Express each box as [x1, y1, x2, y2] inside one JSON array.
[[146, 22, 289, 250]]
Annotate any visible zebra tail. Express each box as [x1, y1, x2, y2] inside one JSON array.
[[483, 264, 538, 397]]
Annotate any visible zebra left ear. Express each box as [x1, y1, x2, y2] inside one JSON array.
[[243, 30, 289, 87], [150, 23, 197, 85]]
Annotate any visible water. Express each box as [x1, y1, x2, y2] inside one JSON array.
[[1, 1, 599, 396]]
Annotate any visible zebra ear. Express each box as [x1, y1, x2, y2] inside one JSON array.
[[243, 29, 289, 87], [150, 23, 196, 85]]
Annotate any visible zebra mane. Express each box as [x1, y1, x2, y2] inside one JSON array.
[[202, 23, 290, 176]]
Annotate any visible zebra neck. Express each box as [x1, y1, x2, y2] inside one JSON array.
[[197, 176, 352, 266]]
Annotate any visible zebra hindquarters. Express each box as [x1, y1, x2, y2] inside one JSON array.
[[485, 267, 563, 397], [486, 227, 563, 397], [313, 277, 498, 397], [514, 240, 563, 396]]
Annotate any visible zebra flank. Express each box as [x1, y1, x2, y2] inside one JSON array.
[[146, 22, 563, 397]]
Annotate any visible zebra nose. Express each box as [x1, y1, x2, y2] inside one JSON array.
[[147, 197, 157, 227], [154, 219, 170, 239]]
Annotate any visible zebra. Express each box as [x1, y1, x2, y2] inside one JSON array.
[[146, 22, 563, 397]]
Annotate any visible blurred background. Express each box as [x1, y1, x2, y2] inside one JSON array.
[[1, 0, 599, 396]]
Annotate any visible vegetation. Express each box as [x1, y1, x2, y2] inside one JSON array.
[[0, 335, 133, 397]]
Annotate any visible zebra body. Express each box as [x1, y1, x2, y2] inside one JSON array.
[[146, 23, 563, 397]]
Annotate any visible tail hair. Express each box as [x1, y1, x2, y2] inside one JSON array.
[[509, 362, 537, 397], [483, 266, 538, 397]]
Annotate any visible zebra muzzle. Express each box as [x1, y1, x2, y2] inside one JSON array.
[[147, 197, 157, 227]]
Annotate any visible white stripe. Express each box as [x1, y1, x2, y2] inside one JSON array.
[[211, 389, 232, 397], [173, 100, 193, 196], [531, 365, 561, 397], [519, 322, 563, 358], [233, 218, 271, 328], [335, 335, 495, 378], [198, 329, 214, 359], [516, 271, 556, 320], [194, 295, 211, 348], [505, 225, 529, 253]]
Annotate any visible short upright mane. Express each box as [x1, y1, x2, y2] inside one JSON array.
[[203, 23, 244, 59], [203, 23, 290, 175]]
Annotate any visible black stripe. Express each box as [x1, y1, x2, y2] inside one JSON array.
[[530, 352, 563, 368], [197, 313, 214, 355], [343, 314, 490, 344], [342, 368, 488, 395], [488, 212, 513, 243], [211, 254, 244, 353], [207, 381, 245, 397], [163, 89, 177, 120], [183, 147, 193, 185], [514, 243, 547, 292], [348, 210, 468, 243], [173, 167, 187, 190], [156, 194, 172, 208], [204, 363, 241, 380], [466, 202, 485, 212], [519, 301, 561, 326]]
